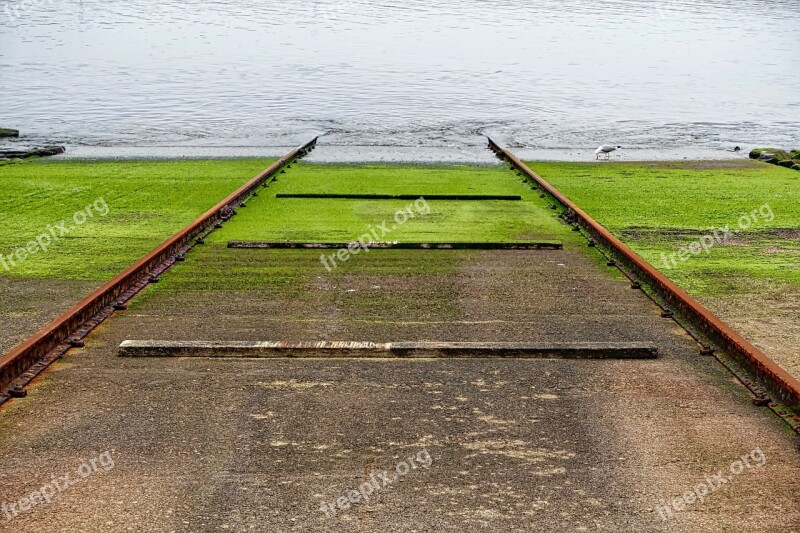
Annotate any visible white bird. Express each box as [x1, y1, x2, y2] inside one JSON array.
[[595, 145, 621, 160]]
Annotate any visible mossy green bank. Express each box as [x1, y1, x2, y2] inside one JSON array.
[[5, 158, 796, 301], [0, 159, 275, 280], [531, 160, 800, 297]]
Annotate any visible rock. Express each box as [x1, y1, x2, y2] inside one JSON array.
[[0, 146, 66, 159], [748, 147, 800, 170], [750, 147, 790, 160], [0, 128, 19, 138]]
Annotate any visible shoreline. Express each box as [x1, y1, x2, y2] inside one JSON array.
[[32, 145, 752, 163], [1, 135, 752, 163], [5, 155, 761, 171]]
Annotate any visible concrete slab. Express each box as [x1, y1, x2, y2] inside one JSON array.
[[117, 340, 659, 359]]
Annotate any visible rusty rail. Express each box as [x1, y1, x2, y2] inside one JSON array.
[[487, 137, 800, 417], [0, 137, 318, 402]]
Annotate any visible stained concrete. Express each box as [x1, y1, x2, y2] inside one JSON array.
[[0, 277, 102, 355], [0, 248, 799, 532]]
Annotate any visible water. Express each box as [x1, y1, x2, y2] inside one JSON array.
[[1, 0, 798, 160]]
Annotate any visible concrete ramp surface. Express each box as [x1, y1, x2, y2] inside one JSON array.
[[0, 161, 798, 532]]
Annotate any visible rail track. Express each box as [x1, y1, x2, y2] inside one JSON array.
[[0, 137, 318, 405], [488, 136, 800, 433], [2, 137, 798, 435]]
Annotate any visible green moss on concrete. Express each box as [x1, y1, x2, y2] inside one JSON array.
[[213, 162, 581, 245], [531, 161, 800, 297], [0, 159, 275, 280], [275, 163, 526, 197], [134, 161, 592, 294], [131, 245, 468, 301]]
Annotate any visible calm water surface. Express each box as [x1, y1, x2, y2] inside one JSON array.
[[1, 0, 798, 160]]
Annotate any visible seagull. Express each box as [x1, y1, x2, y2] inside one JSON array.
[[595, 145, 621, 160]]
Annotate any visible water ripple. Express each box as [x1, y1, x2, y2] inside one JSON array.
[[0, 0, 798, 155]]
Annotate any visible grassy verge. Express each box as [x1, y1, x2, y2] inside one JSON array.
[[0, 158, 275, 280], [531, 160, 800, 297]]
